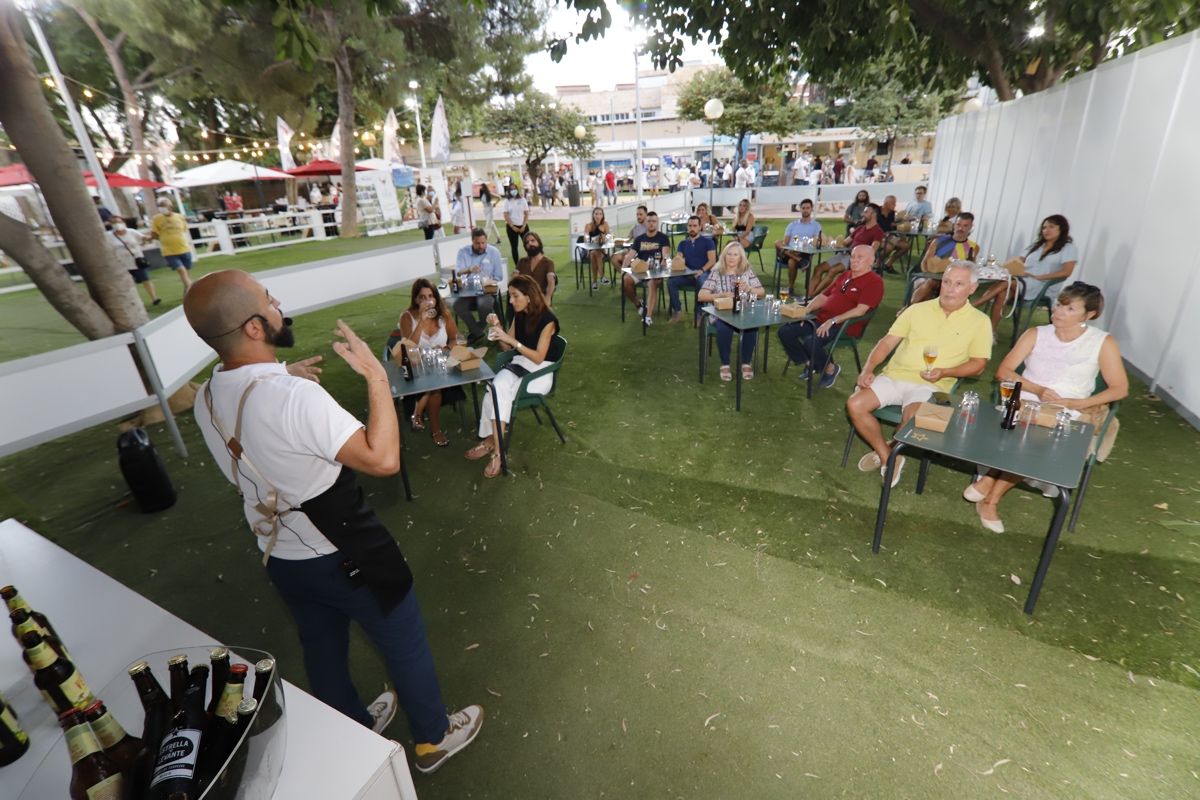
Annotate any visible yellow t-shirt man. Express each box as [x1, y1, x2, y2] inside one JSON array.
[[151, 212, 191, 257], [882, 299, 992, 391]]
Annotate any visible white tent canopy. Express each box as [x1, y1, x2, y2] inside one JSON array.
[[355, 157, 402, 171], [171, 159, 293, 188]]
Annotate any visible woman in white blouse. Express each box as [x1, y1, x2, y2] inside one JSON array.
[[964, 283, 1128, 533], [975, 214, 1079, 331]]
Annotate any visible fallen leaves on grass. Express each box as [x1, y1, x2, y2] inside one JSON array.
[[703, 712, 721, 729], [1153, 502, 1169, 510], [978, 758, 1011, 776], [486, 687, 502, 697], [464, 643, 480, 651]]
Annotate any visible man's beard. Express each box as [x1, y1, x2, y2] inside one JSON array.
[[267, 316, 295, 349]]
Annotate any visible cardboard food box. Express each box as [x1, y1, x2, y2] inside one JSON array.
[[670, 253, 687, 272], [780, 303, 809, 319], [631, 258, 650, 274], [1002, 257, 1026, 276], [713, 296, 733, 311], [832, 236, 851, 249], [483, 281, 499, 294], [390, 338, 418, 367], [914, 402, 954, 433], [924, 254, 951, 274], [449, 345, 487, 372], [896, 221, 913, 233]]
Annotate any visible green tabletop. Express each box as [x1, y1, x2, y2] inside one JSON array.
[[384, 358, 497, 400], [894, 405, 1094, 488], [623, 266, 699, 284], [703, 304, 784, 332]]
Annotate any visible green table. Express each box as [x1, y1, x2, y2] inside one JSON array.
[[698, 304, 783, 411], [622, 265, 699, 335], [876, 405, 1095, 614]]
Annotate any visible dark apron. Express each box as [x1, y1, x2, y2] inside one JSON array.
[[299, 467, 413, 611]]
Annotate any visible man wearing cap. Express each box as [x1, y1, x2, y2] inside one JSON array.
[[184, 270, 483, 774]]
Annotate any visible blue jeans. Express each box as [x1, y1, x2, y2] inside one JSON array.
[[778, 320, 841, 373], [667, 272, 702, 313], [265, 552, 448, 744], [714, 320, 757, 366]]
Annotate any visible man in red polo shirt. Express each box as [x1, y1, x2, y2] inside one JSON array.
[[808, 204, 885, 297], [778, 244, 884, 388]]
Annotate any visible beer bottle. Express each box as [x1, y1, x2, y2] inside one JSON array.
[[1000, 380, 1023, 430], [167, 654, 189, 715], [2, 585, 61, 643], [213, 663, 248, 722], [400, 342, 414, 381], [0, 691, 31, 767], [21, 631, 96, 714], [251, 658, 274, 704], [60, 709, 125, 800], [11, 608, 68, 662], [129, 660, 171, 757], [207, 647, 230, 718], [450, 271, 460, 293], [148, 668, 207, 799], [84, 700, 144, 773]]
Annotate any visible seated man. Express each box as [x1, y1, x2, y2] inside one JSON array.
[[877, 195, 897, 233], [774, 198, 823, 298], [610, 205, 648, 272], [621, 211, 672, 325], [847, 261, 992, 485], [881, 185, 934, 271], [778, 244, 884, 388], [452, 228, 505, 341], [667, 215, 717, 324], [908, 212, 978, 305], [808, 203, 885, 298]]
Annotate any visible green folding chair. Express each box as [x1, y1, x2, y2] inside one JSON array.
[[841, 373, 963, 468], [1008, 276, 1066, 347], [744, 224, 770, 271], [491, 334, 568, 451]]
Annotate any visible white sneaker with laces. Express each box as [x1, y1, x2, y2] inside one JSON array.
[[414, 704, 485, 774], [368, 687, 398, 734]]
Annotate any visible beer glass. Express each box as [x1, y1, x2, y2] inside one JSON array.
[[921, 344, 938, 378]]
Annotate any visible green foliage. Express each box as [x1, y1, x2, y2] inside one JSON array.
[[483, 89, 596, 175], [553, 0, 1200, 101], [675, 67, 818, 155]]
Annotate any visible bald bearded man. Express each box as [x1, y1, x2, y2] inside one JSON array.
[[184, 270, 483, 775]]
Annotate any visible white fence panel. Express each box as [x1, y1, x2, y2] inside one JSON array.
[[435, 233, 472, 276], [0, 335, 152, 457], [139, 312, 216, 398]]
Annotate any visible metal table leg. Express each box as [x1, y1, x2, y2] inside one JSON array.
[[873, 443, 908, 553], [399, 457, 413, 501], [761, 325, 770, 375], [1024, 487, 1072, 614], [698, 311, 707, 383], [734, 329, 743, 411]]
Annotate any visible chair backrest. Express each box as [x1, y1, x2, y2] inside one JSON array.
[[748, 224, 769, 249]]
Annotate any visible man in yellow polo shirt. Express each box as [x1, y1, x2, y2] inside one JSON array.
[[848, 260, 991, 486], [149, 197, 194, 291]]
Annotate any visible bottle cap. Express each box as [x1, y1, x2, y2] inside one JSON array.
[[236, 698, 258, 717], [210, 646, 229, 661], [229, 663, 249, 677], [254, 658, 275, 674], [167, 654, 188, 667], [127, 660, 150, 676]]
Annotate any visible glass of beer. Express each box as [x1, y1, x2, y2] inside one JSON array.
[[998, 379, 1016, 410], [922, 344, 938, 378], [779, 286, 791, 304]]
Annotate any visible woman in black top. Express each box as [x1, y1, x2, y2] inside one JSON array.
[[465, 274, 561, 478]]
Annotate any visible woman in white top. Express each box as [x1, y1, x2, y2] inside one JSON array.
[[478, 184, 501, 243], [396, 279, 460, 447], [965, 283, 1128, 533], [450, 190, 468, 233], [975, 213, 1079, 331], [108, 219, 161, 305]]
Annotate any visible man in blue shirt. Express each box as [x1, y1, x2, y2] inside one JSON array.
[[774, 198, 823, 299], [668, 216, 717, 323], [453, 228, 505, 340], [882, 185, 934, 272]]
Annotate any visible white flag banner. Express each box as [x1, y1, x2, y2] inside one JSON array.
[[329, 119, 342, 161], [276, 116, 296, 171], [430, 95, 451, 165], [383, 108, 402, 164]]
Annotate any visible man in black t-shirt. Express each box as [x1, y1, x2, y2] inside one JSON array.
[[621, 211, 672, 325]]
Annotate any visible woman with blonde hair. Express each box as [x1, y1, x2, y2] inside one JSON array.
[[697, 241, 766, 381], [730, 198, 756, 248]]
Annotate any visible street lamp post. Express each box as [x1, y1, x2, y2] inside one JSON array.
[[633, 47, 644, 201], [704, 98, 725, 210], [574, 124, 587, 196], [405, 80, 427, 170]]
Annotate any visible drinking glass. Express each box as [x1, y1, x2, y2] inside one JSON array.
[[998, 380, 1016, 411], [922, 344, 938, 378], [1053, 409, 1072, 438], [779, 286, 791, 304], [1020, 400, 1041, 428]]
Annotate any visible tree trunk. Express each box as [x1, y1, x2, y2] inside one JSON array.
[[332, 37, 358, 238], [0, 212, 117, 339], [0, 4, 147, 336], [73, 6, 150, 182]]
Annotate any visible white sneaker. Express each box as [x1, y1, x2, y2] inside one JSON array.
[[413, 704, 485, 774], [367, 687, 398, 734], [643, 315, 654, 326], [857, 451, 882, 472], [880, 455, 906, 488]]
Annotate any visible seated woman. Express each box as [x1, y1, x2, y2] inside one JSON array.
[[697, 242, 766, 382], [581, 206, 609, 291], [729, 198, 756, 249], [465, 275, 560, 478], [843, 189, 870, 233], [395, 278, 460, 447], [694, 202, 720, 231], [935, 197, 962, 233], [964, 282, 1128, 533], [973, 214, 1077, 331], [517, 230, 557, 305]]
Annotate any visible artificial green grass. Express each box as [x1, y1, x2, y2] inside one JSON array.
[[2, 219, 1199, 798]]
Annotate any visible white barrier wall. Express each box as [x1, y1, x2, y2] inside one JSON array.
[[928, 30, 1200, 425]]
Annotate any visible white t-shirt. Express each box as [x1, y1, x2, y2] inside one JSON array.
[[723, 163, 734, 182], [309, 186, 322, 204], [503, 196, 529, 227], [734, 167, 752, 187], [110, 228, 146, 258], [194, 362, 363, 560]]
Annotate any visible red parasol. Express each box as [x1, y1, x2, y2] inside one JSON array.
[[285, 159, 369, 176]]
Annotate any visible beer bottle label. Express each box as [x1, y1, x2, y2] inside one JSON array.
[[59, 669, 97, 710], [13, 616, 40, 638], [5, 596, 31, 615], [89, 710, 127, 749], [25, 640, 56, 670], [1, 705, 28, 745], [215, 684, 244, 722], [65, 723, 103, 763], [86, 773, 125, 800], [150, 727, 202, 786]]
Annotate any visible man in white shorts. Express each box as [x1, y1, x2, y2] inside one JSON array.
[[847, 261, 992, 486]]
